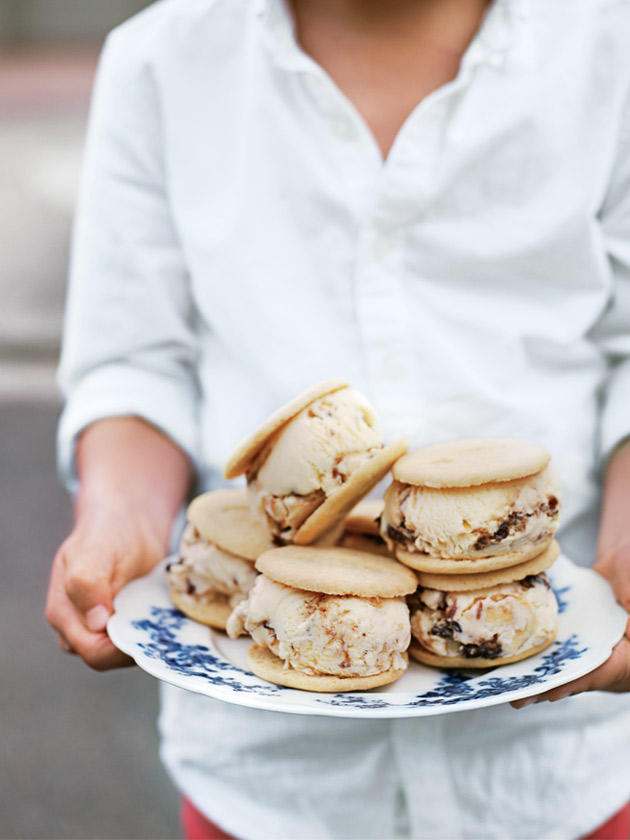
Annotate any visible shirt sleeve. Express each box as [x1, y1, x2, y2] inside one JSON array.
[[57, 29, 201, 490], [593, 95, 630, 463]]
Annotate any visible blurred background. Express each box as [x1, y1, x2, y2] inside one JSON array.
[[0, 1, 181, 837]]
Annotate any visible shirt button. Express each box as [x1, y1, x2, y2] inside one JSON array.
[[304, 74, 326, 103], [330, 112, 358, 141]]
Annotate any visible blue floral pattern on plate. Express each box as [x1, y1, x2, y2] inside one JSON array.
[[320, 635, 586, 711], [134, 607, 283, 697], [108, 553, 627, 718]]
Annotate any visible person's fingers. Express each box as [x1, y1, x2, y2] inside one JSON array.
[[46, 542, 133, 671], [47, 540, 111, 628], [63, 549, 114, 630], [512, 620, 630, 708], [46, 508, 168, 672], [63, 626, 134, 671], [594, 547, 630, 612], [511, 668, 601, 708], [51, 595, 133, 670], [57, 635, 76, 654], [46, 544, 80, 635]]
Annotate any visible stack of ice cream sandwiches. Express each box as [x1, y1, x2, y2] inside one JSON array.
[[227, 546, 417, 692], [380, 439, 562, 668], [167, 380, 563, 691], [166, 488, 274, 629], [167, 379, 415, 692]]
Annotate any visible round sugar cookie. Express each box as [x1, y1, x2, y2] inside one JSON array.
[[187, 488, 275, 560], [256, 545, 418, 597], [415, 540, 560, 591], [393, 439, 551, 488], [169, 588, 234, 630], [409, 629, 557, 669], [342, 499, 383, 536], [394, 533, 555, 573], [248, 644, 408, 692], [294, 438, 408, 545], [223, 379, 348, 479]]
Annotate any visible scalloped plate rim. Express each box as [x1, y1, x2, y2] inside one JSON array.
[[107, 553, 627, 718]]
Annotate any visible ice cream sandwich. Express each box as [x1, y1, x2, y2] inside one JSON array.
[[167, 489, 275, 629], [224, 380, 407, 546], [407, 540, 560, 668], [381, 439, 561, 573], [226, 546, 417, 692]]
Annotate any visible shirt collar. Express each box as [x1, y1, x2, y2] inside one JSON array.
[[255, 0, 310, 71], [255, 0, 527, 73], [467, 0, 527, 68]]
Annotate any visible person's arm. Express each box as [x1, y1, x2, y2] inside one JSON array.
[[512, 86, 630, 707], [512, 442, 630, 706], [47, 28, 201, 670], [46, 417, 194, 670], [595, 439, 630, 613]]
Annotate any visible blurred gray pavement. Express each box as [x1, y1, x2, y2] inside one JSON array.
[[0, 49, 180, 839]]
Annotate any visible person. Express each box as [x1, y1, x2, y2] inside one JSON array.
[[46, 0, 630, 837]]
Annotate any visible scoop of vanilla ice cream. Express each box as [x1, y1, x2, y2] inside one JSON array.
[[168, 524, 258, 608], [410, 574, 558, 659], [227, 575, 410, 676], [383, 465, 560, 558], [253, 388, 383, 497]]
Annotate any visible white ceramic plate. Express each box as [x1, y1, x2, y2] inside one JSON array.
[[108, 554, 627, 719]]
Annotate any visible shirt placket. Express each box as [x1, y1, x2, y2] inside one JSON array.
[[297, 66, 468, 439], [352, 80, 483, 440], [296, 71, 421, 435], [258, 0, 518, 444]]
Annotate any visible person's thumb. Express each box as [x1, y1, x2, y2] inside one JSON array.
[[63, 552, 114, 632]]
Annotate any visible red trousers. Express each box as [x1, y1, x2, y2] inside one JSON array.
[[181, 798, 630, 840]]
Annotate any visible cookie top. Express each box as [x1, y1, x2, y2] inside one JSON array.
[[393, 439, 551, 488], [342, 499, 383, 536], [414, 539, 560, 591], [223, 379, 348, 479], [187, 488, 275, 560], [294, 438, 407, 544], [256, 545, 418, 597]]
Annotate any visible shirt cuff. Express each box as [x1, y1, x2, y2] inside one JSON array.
[[600, 357, 630, 465], [57, 363, 201, 493]]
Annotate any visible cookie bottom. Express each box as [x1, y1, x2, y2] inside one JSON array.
[[169, 588, 233, 630], [409, 627, 557, 669], [415, 540, 559, 591], [395, 533, 554, 573], [248, 644, 408, 692]]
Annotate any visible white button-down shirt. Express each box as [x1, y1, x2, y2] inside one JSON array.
[[58, 0, 630, 837]]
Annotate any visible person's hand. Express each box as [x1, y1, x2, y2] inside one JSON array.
[[511, 613, 630, 709], [512, 544, 630, 708], [512, 441, 630, 707], [46, 417, 193, 670], [46, 498, 168, 670]]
